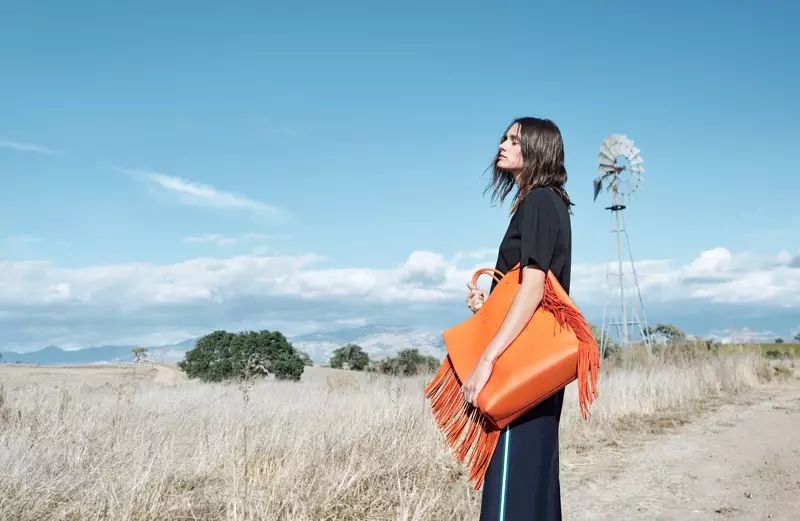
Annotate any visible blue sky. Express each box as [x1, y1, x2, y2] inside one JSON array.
[[1, 1, 799, 353]]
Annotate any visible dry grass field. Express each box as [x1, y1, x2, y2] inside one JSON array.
[[0, 348, 795, 521]]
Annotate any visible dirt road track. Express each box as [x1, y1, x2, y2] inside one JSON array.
[[563, 379, 800, 520], [152, 364, 181, 385]]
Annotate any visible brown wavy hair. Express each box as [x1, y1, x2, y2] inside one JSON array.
[[485, 116, 573, 213]]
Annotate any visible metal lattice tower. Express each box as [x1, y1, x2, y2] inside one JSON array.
[[594, 134, 652, 357]]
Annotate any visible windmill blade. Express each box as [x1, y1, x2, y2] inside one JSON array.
[[616, 140, 633, 158], [612, 141, 632, 158], [599, 162, 616, 172], [611, 134, 631, 147], [598, 166, 615, 175], [630, 155, 644, 165], [598, 151, 616, 164], [631, 166, 645, 173], [598, 150, 616, 163], [600, 142, 615, 161], [598, 156, 616, 169]]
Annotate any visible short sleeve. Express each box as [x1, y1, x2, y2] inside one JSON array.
[[519, 190, 560, 273]]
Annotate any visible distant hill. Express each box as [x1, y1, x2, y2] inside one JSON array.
[[0, 344, 135, 365], [0, 338, 199, 366], [0, 326, 445, 366]]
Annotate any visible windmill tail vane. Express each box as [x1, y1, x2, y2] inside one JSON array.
[[593, 177, 602, 201]]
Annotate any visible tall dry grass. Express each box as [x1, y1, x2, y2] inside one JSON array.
[[0, 348, 776, 521]]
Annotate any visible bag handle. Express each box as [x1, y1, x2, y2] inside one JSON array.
[[471, 267, 505, 287]]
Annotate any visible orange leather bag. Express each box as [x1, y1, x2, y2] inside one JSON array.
[[424, 263, 601, 489]]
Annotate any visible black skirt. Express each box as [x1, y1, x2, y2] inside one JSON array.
[[479, 388, 565, 521]]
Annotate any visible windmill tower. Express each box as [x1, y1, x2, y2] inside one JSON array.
[[594, 134, 652, 357]]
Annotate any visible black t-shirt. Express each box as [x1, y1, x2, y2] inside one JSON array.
[[491, 186, 572, 295]]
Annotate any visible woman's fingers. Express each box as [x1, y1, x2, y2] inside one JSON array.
[[464, 385, 476, 405], [466, 289, 485, 312], [466, 289, 484, 300]]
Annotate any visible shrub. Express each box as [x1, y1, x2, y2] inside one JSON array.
[[378, 348, 440, 376], [177, 330, 305, 382], [329, 344, 370, 371], [298, 351, 314, 366]]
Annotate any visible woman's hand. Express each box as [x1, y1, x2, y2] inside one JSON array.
[[462, 357, 494, 407], [466, 283, 486, 313]]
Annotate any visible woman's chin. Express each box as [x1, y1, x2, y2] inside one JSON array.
[[496, 162, 520, 174]]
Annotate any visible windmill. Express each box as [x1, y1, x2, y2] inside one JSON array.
[[594, 134, 651, 357]]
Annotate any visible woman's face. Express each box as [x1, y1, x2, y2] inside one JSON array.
[[496, 122, 524, 174]]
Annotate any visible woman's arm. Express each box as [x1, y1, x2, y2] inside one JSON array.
[[461, 266, 545, 405], [479, 266, 545, 365]]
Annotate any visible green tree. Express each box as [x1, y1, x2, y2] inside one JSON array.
[[794, 333, 800, 343], [329, 343, 370, 371], [423, 354, 442, 372], [644, 323, 686, 346], [775, 337, 785, 344], [132, 347, 149, 364], [701, 337, 722, 353], [177, 329, 305, 382], [178, 330, 236, 382], [298, 351, 314, 366], [378, 348, 441, 376]]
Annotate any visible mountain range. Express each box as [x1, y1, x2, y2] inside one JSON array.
[[4, 307, 794, 367], [0, 325, 444, 366]]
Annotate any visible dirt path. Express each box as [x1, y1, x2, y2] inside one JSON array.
[[152, 363, 181, 386], [564, 380, 800, 521]]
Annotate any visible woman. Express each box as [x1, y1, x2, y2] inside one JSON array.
[[462, 117, 573, 521]]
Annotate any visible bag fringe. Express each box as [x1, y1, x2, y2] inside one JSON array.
[[424, 277, 601, 489], [424, 357, 500, 490], [540, 277, 601, 420]]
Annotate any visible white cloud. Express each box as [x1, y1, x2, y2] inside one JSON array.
[[452, 248, 496, 263], [1, 235, 45, 259], [0, 246, 798, 351], [0, 139, 59, 155], [705, 327, 779, 344], [183, 233, 291, 247], [184, 234, 238, 246], [124, 170, 287, 222], [6, 235, 43, 244]]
